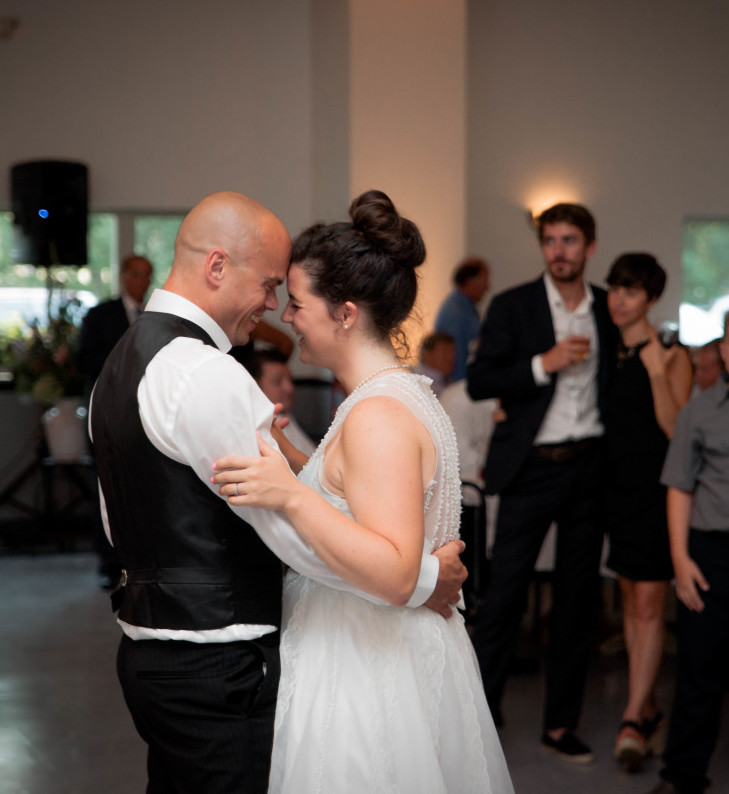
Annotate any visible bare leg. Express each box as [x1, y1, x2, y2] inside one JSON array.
[[621, 579, 667, 722], [615, 578, 668, 769]]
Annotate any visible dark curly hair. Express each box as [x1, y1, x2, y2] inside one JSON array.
[[290, 189, 426, 344], [606, 252, 666, 301]]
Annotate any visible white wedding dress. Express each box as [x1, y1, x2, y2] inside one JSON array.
[[268, 372, 513, 794]]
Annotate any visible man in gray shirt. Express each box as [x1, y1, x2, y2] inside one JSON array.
[[648, 313, 729, 794]]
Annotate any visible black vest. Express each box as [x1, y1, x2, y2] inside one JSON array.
[[91, 312, 282, 630]]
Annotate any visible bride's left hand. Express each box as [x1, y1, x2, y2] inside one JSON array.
[[212, 434, 302, 511]]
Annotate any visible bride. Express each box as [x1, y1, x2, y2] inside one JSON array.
[[213, 190, 513, 793]]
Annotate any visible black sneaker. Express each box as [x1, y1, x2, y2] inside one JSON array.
[[541, 731, 594, 764]]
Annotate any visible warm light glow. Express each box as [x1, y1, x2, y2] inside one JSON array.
[[524, 182, 583, 222]]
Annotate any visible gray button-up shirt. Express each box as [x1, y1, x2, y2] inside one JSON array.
[[661, 375, 729, 531]]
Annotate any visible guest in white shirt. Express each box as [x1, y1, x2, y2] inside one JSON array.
[[467, 202, 618, 762], [411, 331, 455, 396], [245, 349, 317, 456]]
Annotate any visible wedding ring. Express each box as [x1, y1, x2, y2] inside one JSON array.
[[233, 483, 239, 497]]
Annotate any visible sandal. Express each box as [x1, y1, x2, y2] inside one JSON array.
[[614, 720, 648, 772], [642, 711, 666, 756]]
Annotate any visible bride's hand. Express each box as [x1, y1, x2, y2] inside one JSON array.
[[212, 434, 302, 511], [272, 402, 290, 431], [269, 416, 309, 475]]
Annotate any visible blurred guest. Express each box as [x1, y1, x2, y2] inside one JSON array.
[[412, 331, 455, 396], [440, 380, 499, 619], [646, 312, 729, 794], [603, 253, 692, 772], [692, 338, 725, 392], [467, 203, 617, 763], [246, 349, 316, 456], [77, 254, 153, 392], [435, 257, 490, 381], [76, 254, 153, 589]]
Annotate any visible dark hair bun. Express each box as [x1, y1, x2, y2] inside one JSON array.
[[349, 189, 426, 271]]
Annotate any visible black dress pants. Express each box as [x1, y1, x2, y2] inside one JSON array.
[[661, 530, 729, 794], [117, 631, 280, 794], [470, 445, 604, 731]]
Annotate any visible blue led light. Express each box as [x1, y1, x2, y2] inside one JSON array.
[[38, 209, 49, 219]]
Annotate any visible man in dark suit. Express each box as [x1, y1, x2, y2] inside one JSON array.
[[76, 254, 153, 387], [76, 254, 153, 587], [467, 203, 617, 763]]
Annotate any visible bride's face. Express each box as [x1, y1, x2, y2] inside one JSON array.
[[282, 263, 340, 367]]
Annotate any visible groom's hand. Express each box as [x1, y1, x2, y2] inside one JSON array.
[[424, 540, 468, 619]]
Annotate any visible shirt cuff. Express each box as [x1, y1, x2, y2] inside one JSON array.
[[406, 553, 439, 607], [532, 354, 551, 385]]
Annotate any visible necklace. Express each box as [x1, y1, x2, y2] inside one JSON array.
[[617, 338, 649, 368], [349, 363, 406, 396]]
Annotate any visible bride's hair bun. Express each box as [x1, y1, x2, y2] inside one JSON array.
[[291, 190, 426, 343], [349, 190, 426, 273]]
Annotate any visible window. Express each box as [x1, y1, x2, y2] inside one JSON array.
[[132, 214, 183, 292], [0, 212, 114, 327], [681, 218, 729, 346], [0, 211, 183, 329]]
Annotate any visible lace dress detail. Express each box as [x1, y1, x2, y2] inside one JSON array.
[[268, 372, 513, 794]]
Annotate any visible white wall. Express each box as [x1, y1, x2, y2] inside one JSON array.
[[467, 0, 729, 326], [1, 0, 315, 232], [3, 0, 726, 334], [350, 0, 467, 339]]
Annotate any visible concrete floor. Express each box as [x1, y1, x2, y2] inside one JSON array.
[[0, 552, 727, 794]]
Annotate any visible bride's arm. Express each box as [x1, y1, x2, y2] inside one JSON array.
[[214, 398, 428, 606]]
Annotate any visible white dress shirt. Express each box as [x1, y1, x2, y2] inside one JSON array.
[[121, 292, 145, 326], [532, 274, 604, 444], [93, 289, 438, 642]]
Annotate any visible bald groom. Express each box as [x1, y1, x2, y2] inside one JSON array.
[[90, 192, 467, 793]]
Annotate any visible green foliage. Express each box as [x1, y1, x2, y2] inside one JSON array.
[[682, 220, 729, 308], [133, 215, 183, 289]]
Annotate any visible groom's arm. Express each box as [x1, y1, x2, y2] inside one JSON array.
[[141, 346, 458, 608]]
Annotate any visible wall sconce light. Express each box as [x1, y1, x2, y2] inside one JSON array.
[[524, 184, 582, 231]]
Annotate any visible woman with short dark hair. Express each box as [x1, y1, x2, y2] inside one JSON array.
[[604, 253, 693, 772]]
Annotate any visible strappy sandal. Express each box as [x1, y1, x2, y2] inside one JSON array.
[[614, 719, 648, 772]]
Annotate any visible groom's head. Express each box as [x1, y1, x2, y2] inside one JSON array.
[[164, 191, 291, 346]]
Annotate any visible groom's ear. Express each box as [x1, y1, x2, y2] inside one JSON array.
[[205, 249, 227, 285]]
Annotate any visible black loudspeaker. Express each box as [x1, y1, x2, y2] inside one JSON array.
[[10, 160, 89, 266]]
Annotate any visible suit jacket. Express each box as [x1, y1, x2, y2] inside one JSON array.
[[76, 298, 130, 385], [467, 276, 616, 495]]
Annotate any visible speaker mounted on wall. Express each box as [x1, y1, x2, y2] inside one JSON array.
[[10, 159, 89, 266]]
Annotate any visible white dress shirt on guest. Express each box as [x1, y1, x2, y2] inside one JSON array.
[[532, 274, 604, 444]]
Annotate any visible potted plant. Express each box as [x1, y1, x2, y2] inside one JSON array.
[[2, 294, 87, 461]]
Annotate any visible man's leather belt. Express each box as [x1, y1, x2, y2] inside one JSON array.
[[121, 568, 231, 586], [530, 437, 598, 464]]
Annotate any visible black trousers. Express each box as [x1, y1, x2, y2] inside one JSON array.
[[470, 445, 604, 731], [117, 631, 280, 794], [661, 530, 729, 794]]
